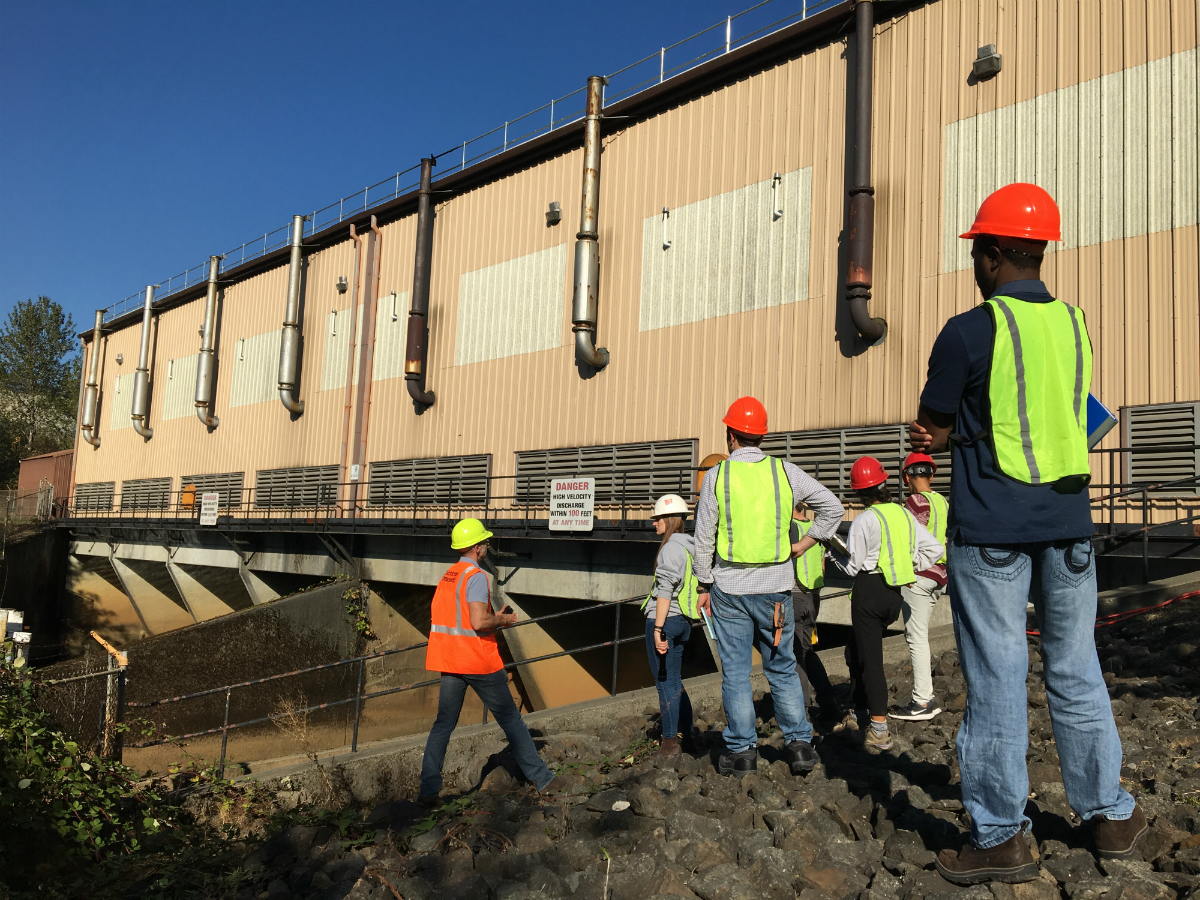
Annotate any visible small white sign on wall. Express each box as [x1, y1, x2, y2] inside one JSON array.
[[199, 492, 220, 526], [549, 477, 595, 532]]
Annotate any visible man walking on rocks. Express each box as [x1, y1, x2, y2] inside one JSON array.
[[694, 397, 845, 777], [418, 518, 562, 804], [910, 184, 1144, 884]]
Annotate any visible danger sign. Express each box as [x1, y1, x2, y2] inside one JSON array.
[[549, 477, 594, 532]]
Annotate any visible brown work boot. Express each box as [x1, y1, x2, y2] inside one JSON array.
[[537, 774, 574, 797], [935, 828, 1039, 885], [1092, 805, 1148, 859], [657, 737, 681, 759]]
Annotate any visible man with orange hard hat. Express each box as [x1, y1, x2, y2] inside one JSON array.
[[693, 396, 844, 777], [418, 518, 562, 805], [911, 184, 1142, 884], [888, 451, 949, 722]]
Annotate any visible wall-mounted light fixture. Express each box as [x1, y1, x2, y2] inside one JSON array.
[[115, 353, 124, 365], [772, 172, 784, 220], [329, 310, 338, 336], [973, 44, 1002, 80], [167, 359, 174, 380], [237, 338, 245, 361], [336, 275, 349, 294], [662, 207, 672, 250], [390, 291, 399, 321], [546, 201, 562, 226]]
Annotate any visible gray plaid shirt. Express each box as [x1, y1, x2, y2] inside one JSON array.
[[693, 448, 844, 595]]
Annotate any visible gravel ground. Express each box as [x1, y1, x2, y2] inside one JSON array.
[[235, 595, 1200, 900]]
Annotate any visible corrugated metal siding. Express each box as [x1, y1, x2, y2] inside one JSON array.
[[70, 0, 1200, 508], [320, 309, 361, 392], [943, 47, 1199, 272], [454, 243, 567, 365], [108, 373, 134, 431], [372, 290, 409, 382], [161, 354, 198, 420], [639, 167, 812, 331], [229, 329, 282, 408]]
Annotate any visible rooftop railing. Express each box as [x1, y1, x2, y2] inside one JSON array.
[[100, 0, 841, 324]]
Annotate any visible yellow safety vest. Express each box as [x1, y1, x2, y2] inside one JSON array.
[[868, 503, 918, 587], [713, 457, 794, 564], [793, 519, 825, 591]]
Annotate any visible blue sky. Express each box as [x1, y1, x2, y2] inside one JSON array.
[[0, 1, 821, 332]]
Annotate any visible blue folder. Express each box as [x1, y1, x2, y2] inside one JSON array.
[[1087, 393, 1118, 449]]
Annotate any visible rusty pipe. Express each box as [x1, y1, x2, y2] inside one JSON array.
[[80, 310, 103, 447], [278, 215, 306, 414], [845, 0, 887, 346], [338, 223, 363, 509], [131, 286, 154, 438], [404, 158, 436, 407], [195, 255, 221, 428], [571, 75, 610, 371]]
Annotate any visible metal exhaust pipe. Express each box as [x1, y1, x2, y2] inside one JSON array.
[[404, 158, 436, 408], [80, 310, 103, 447], [278, 214, 306, 414], [571, 75, 610, 371], [195, 255, 221, 428], [131, 286, 155, 438], [846, 0, 887, 346]]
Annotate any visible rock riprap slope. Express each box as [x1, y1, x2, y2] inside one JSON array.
[[237, 596, 1200, 900]]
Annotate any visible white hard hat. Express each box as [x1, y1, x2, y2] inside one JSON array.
[[653, 494, 689, 517]]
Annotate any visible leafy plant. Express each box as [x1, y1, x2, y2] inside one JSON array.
[[343, 581, 376, 639]]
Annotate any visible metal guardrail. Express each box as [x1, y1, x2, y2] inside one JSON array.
[[117, 594, 656, 778], [100, 0, 841, 324]]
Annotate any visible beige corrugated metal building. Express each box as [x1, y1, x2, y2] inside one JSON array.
[[71, 0, 1200, 512]]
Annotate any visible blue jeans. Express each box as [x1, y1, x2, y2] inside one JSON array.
[[419, 669, 553, 795], [645, 616, 694, 739], [948, 535, 1135, 848], [710, 586, 812, 751]]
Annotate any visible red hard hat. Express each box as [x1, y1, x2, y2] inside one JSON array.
[[850, 456, 888, 490], [960, 182, 1061, 242], [902, 452, 937, 474], [722, 396, 768, 436]]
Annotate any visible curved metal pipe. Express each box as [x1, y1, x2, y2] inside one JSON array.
[[278, 215, 306, 414], [195, 255, 221, 428], [404, 158, 436, 407], [131, 286, 155, 438], [571, 75, 610, 370], [80, 310, 103, 447], [845, 0, 887, 346]]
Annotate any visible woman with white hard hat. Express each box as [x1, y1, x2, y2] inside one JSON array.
[[643, 493, 700, 758]]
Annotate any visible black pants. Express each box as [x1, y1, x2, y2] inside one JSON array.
[[845, 572, 903, 717], [793, 589, 840, 716]]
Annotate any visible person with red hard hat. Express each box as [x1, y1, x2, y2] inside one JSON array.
[[830, 457, 942, 751], [888, 451, 949, 722], [911, 184, 1142, 884], [693, 396, 844, 777]]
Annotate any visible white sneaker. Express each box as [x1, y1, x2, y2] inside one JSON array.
[[888, 699, 943, 721]]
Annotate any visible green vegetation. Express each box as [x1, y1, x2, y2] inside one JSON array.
[[0, 297, 79, 486]]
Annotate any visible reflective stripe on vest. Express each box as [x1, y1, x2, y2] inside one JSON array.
[[793, 519, 825, 591], [986, 296, 1092, 486], [714, 457, 794, 564], [429, 565, 485, 637], [868, 503, 918, 587], [642, 549, 700, 619], [919, 491, 948, 565]]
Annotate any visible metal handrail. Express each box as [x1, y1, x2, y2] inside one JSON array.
[[100, 0, 840, 324]]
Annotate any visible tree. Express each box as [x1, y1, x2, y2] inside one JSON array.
[[0, 297, 80, 484]]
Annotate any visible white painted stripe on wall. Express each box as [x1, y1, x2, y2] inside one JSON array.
[[108, 372, 135, 431], [943, 48, 1199, 273], [161, 354, 199, 420], [320, 308, 362, 392], [455, 243, 566, 366], [638, 167, 813, 332], [229, 329, 283, 408], [371, 290, 409, 383]]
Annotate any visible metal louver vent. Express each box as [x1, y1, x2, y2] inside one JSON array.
[[761, 424, 951, 498], [120, 477, 172, 510], [515, 440, 696, 505], [1123, 403, 1200, 494], [182, 471, 245, 509], [75, 481, 115, 512], [254, 465, 338, 509], [368, 455, 491, 507]]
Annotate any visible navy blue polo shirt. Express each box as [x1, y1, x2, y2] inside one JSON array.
[[919, 279, 1094, 545]]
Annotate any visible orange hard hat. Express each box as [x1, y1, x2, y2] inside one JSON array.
[[722, 396, 768, 436], [902, 452, 937, 473], [850, 456, 888, 491], [960, 182, 1061, 242]]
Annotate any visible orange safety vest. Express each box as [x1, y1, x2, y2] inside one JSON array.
[[425, 561, 504, 675]]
